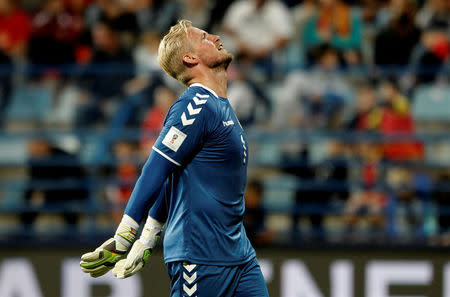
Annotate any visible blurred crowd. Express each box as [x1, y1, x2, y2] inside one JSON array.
[[0, 0, 449, 245]]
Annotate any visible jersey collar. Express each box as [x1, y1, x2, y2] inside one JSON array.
[[189, 83, 218, 99]]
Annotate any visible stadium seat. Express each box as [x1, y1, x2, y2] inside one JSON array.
[[0, 138, 26, 163], [412, 85, 450, 164], [6, 84, 53, 122], [412, 85, 450, 122]]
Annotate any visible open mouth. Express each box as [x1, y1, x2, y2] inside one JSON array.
[[218, 44, 223, 51]]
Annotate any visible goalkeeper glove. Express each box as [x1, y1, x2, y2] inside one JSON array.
[[80, 215, 139, 278], [113, 216, 163, 279]]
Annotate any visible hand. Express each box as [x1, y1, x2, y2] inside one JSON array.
[[80, 238, 127, 278], [112, 240, 152, 279]]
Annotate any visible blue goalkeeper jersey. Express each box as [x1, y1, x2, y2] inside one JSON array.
[[153, 83, 255, 265]]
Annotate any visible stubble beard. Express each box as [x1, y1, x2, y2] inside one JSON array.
[[211, 51, 233, 71]]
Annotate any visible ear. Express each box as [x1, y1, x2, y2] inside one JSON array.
[[183, 54, 199, 67]]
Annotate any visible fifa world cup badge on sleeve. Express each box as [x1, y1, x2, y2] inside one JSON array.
[[162, 126, 187, 152]]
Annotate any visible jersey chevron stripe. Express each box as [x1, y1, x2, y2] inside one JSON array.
[[183, 283, 197, 296], [195, 93, 209, 99], [193, 96, 207, 105], [183, 271, 197, 284], [187, 103, 202, 115], [152, 146, 181, 166], [184, 263, 196, 272], [181, 95, 207, 126], [181, 112, 195, 126]]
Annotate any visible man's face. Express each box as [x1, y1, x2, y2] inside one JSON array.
[[187, 26, 233, 70], [92, 23, 117, 51], [357, 87, 376, 112]]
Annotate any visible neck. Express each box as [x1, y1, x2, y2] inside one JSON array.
[[188, 67, 228, 98]]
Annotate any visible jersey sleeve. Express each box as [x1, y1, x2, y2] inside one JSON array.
[[153, 93, 215, 166], [148, 179, 169, 223]]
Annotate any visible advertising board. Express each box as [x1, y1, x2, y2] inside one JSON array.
[[1, 247, 449, 297]]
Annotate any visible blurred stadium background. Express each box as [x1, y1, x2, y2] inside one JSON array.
[[0, 0, 448, 296]]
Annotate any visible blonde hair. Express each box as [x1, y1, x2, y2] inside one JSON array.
[[158, 20, 193, 85]]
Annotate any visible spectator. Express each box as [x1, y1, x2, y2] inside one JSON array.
[[291, 0, 318, 38], [178, 0, 212, 30], [434, 173, 450, 242], [347, 83, 382, 132], [132, 0, 179, 34], [378, 79, 424, 161], [21, 136, 88, 230], [282, 140, 349, 242], [106, 140, 140, 224], [308, 140, 350, 240], [385, 166, 432, 238], [28, 0, 84, 68], [0, 46, 12, 129], [415, 0, 449, 30], [378, 80, 425, 237], [205, 0, 235, 32], [87, 21, 134, 97], [76, 21, 134, 127], [0, 0, 31, 58], [133, 30, 161, 76], [127, 30, 175, 103], [66, 0, 93, 13], [0, 0, 28, 118], [65, 0, 92, 64], [303, 0, 362, 62], [360, 0, 385, 27], [374, 0, 421, 69], [140, 86, 177, 155], [84, 0, 138, 36], [274, 44, 352, 129], [356, 0, 388, 66], [227, 63, 272, 127], [409, 20, 449, 85], [221, 0, 294, 77], [280, 146, 315, 238], [344, 142, 387, 240], [85, 0, 178, 36], [243, 179, 274, 246]]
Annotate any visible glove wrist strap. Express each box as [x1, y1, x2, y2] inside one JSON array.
[[114, 215, 139, 251], [140, 216, 164, 248]]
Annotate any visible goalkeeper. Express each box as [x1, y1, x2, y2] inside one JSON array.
[[80, 20, 269, 297]]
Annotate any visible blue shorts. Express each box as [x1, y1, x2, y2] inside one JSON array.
[[167, 257, 269, 297]]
